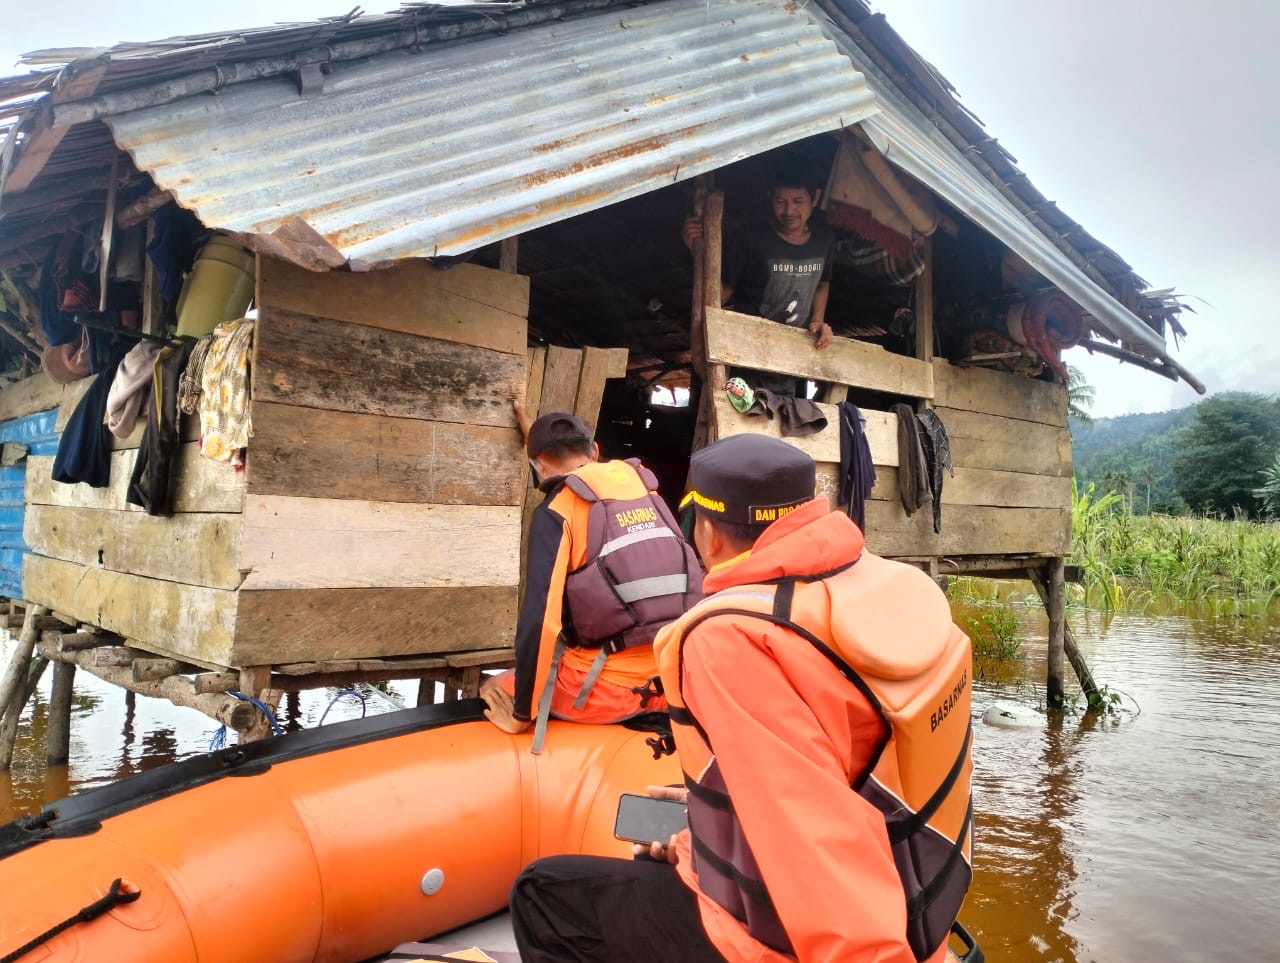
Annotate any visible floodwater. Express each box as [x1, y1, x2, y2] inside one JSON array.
[[2, 604, 1279, 962]]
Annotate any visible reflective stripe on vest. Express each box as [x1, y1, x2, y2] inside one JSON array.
[[656, 558, 973, 962], [560, 460, 703, 652]]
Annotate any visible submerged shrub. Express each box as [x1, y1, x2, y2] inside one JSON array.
[[962, 605, 1024, 660]]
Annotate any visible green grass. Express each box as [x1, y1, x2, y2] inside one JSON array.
[[1071, 482, 1280, 616]]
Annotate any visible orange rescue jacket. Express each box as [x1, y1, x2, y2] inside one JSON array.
[[654, 500, 973, 963]]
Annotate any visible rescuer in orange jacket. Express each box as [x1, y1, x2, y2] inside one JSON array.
[[509, 433, 978, 962], [480, 405, 702, 752]]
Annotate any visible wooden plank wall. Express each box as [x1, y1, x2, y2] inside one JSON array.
[[24, 368, 247, 666], [708, 311, 1070, 558], [239, 257, 531, 666]]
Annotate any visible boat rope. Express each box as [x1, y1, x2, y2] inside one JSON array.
[[0, 877, 141, 963], [229, 690, 285, 736], [318, 688, 368, 726]]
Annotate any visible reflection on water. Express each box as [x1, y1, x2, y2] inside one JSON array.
[[960, 603, 1280, 962], [3, 608, 1280, 962]]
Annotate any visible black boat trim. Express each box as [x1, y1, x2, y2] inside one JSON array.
[[0, 699, 488, 862]]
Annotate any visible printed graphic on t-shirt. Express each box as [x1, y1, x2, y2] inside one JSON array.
[[727, 224, 834, 330]]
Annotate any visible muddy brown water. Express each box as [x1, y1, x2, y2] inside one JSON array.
[[2, 606, 1278, 962]]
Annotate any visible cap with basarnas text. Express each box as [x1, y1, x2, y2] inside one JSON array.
[[527, 410, 593, 458], [680, 434, 816, 525]]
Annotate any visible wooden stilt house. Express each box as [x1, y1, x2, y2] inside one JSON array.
[[0, 0, 1197, 748]]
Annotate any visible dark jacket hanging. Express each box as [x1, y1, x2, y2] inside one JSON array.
[[916, 409, 954, 534], [837, 402, 876, 532], [892, 402, 930, 516], [128, 340, 193, 516], [51, 362, 121, 488]]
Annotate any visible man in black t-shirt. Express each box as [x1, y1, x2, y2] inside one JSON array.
[[684, 161, 835, 396]]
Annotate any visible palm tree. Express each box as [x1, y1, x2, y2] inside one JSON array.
[[1067, 364, 1095, 424]]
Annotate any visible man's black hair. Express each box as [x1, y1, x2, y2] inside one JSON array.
[[766, 155, 822, 198], [540, 438, 594, 461]]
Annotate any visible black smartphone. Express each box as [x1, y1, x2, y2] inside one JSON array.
[[614, 792, 688, 844]]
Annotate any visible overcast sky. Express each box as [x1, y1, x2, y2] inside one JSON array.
[[3, 0, 1277, 418]]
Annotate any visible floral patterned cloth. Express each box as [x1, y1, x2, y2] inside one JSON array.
[[198, 317, 254, 463]]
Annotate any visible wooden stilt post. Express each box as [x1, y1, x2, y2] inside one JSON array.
[[1044, 559, 1066, 707], [417, 676, 437, 707], [0, 656, 49, 770], [1027, 568, 1102, 706], [47, 661, 76, 766], [0, 604, 49, 771], [690, 182, 725, 456], [0, 605, 48, 718]]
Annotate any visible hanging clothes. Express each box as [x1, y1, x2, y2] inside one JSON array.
[[52, 363, 120, 488], [892, 402, 930, 517], [177, 333, 214, 416], [916, 409, 954, 535], [744, 389, 828, 438], [127, 340, 193, 516], [105, 340, 164, 439], [198, 318, 254, 463], [836, 402, 876, 532]]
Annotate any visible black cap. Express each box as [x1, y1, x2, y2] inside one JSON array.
[[680, 434, 815, 525], [527, 410, 593, 458]]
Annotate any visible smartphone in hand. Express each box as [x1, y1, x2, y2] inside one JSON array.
[[614, 792, 688, 845]]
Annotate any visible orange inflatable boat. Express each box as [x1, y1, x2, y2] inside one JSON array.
[[0, 700, 680, 962]]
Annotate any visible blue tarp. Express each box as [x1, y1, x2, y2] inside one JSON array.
[[0, 408, 59, 599]]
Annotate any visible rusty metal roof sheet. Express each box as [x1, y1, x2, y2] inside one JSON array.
[[103, 0, 878, 269]]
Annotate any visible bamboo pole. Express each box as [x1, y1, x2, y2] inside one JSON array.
[[47, 660, 76, 766]]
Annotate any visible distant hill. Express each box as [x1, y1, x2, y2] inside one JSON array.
[[1070, 407, 1196, 514]]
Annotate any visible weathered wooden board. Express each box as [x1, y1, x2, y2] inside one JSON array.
[[863, 503, 1071, 558], [574, 347, 627, 426], [26, 444, 246, 514], [706, 307, 934, 399], [24, 505, 243, 590], [933, 359, 1068, 427], [821, 464, 1070, 511], [232, 586, 517, 664], [712, 393, 899, 466], [0, 373, 65, 422], [540, 346, 582, 413], [238, 494, 520, 590], [23, 554, 238, 667], [248, 402, 522, 506], [935, 406, 1072, 477], [253, 308, 523, 428], [257, 257, 529, 356], [942, 467, 1072, 509], [817, 464, 1069, 556]]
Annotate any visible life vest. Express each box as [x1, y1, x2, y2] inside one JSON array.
[[656, 553, 973, 962], [529, 460, 705, 752], [560, 459, 703, 653]]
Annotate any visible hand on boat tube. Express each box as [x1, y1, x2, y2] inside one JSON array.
[[631, 785, 688, 865], [480, 684, 532, 735]]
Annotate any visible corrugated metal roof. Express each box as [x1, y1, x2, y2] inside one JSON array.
[[105, 0, 878, 269], [0, 408, 58, 600], [822, 23, 1172, 360]]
